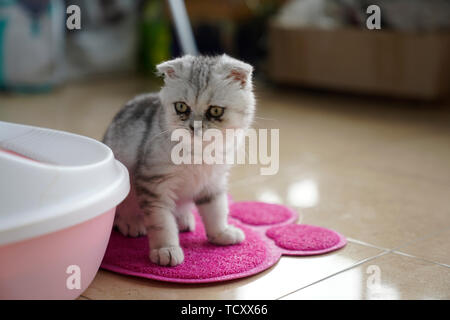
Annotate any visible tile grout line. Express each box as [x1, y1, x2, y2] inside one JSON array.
[[348, 226, 450, 267], [275, 250, 390, 300], [391, 250, 450, 268], [277, 229, 450, 300], [390, 226, 450, 254], [346, 238, 391, 251]]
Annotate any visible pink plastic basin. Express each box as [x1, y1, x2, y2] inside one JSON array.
[[0, 121, 130, 299], [0, 208, 115, 299]]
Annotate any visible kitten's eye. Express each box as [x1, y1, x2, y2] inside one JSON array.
[[207, 106, 225, 119], [174, 102, 190, 114]]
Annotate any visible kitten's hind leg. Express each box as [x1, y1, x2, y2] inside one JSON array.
[[114, 185, 147, 237], [174, 203, 196, 232]]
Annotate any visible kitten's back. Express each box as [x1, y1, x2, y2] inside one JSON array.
[[103, 93, 161, 171]]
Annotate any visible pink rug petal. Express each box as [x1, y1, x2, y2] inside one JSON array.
[[266, 224, 346, 255], [230, 201, 295, 226]]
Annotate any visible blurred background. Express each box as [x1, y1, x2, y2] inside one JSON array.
[[1, 0, 450, 299], [0, 0, 448, 98]]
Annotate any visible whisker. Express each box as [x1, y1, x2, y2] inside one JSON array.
[[148, 129, 171, 143], [253, 116, 279, 122]]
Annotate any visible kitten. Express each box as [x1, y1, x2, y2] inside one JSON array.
[[103, 54, 255, 266]]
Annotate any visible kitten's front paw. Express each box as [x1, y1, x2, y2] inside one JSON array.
[[149, 246, 184, 266], [208, 225, 245, 246]]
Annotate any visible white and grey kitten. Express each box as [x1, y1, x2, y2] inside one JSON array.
[[103, 54, 255, 266]]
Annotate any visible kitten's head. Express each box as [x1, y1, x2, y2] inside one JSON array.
[[157, 54, 255, 135]]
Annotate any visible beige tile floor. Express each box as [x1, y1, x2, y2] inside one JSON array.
[[1, 75, 449, 299]]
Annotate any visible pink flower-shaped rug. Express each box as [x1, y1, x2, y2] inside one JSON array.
[[101, 201, 346, 283]]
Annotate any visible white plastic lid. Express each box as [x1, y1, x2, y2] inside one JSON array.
[[0, 121, 130, 246]]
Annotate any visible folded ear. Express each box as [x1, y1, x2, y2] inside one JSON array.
[[156, 61, 177, 79], [156, 55, 194, 80], [219, 54, 253, 89]]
